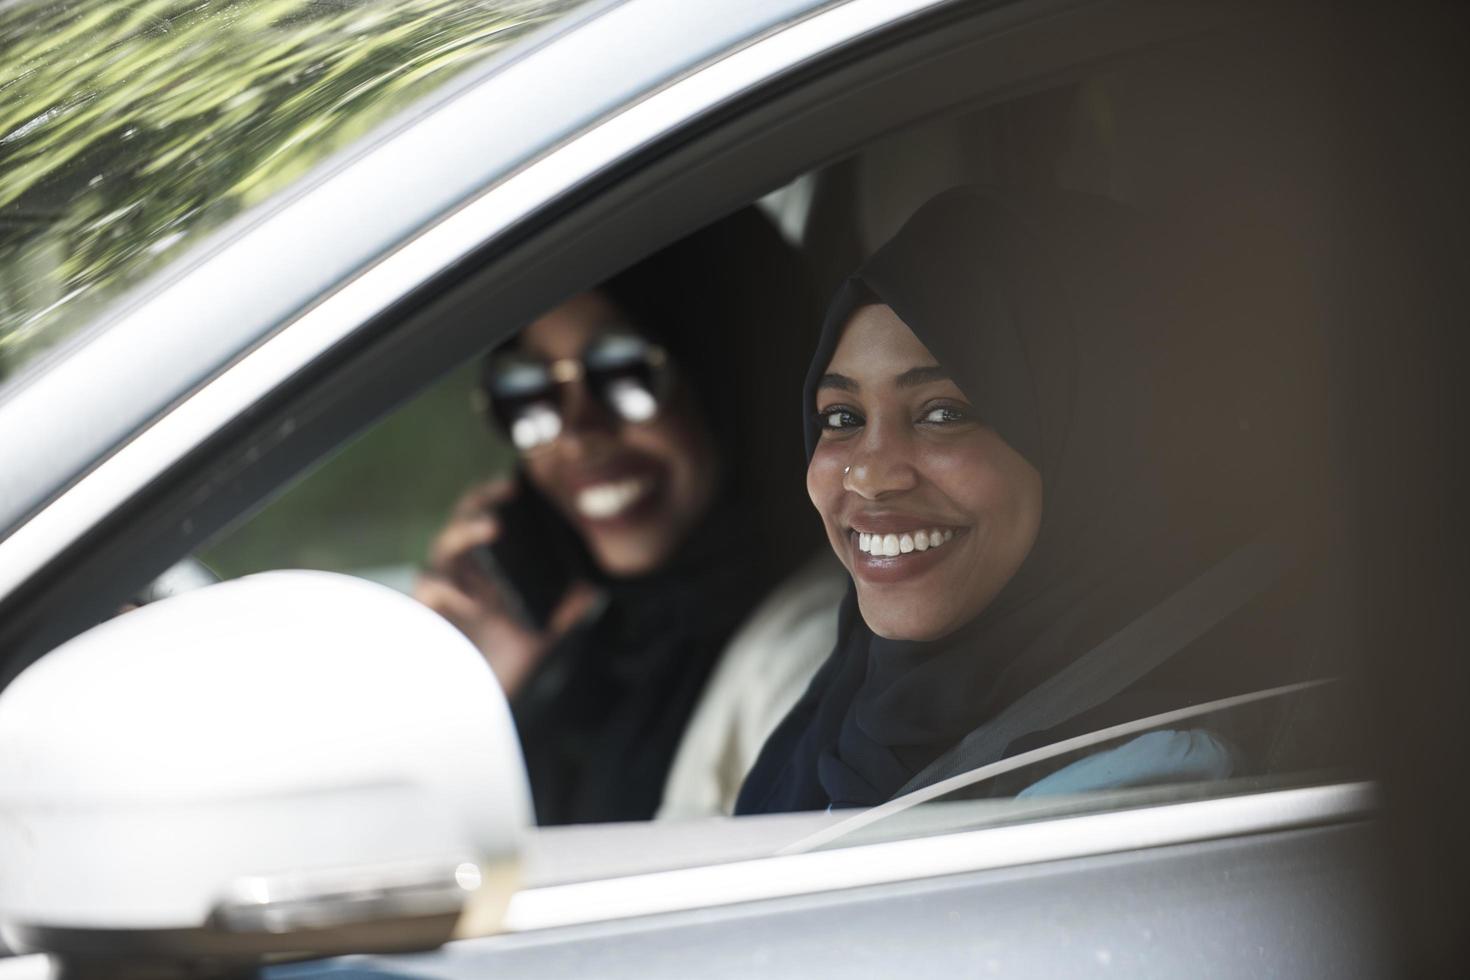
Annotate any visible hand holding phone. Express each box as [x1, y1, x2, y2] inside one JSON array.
[[414, 477, 599, 697]]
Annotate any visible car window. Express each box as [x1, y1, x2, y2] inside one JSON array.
[[0, 0, 592, 388], [185, 13, 1363, 853], [201, 362, 512, 590]]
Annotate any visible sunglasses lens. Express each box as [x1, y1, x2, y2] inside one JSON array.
[[485, 353, 561, 450], [487, 354, 552, 400], [506, 402, 563, 451], [604, 377, 659, 422], [585, 333, 666, 424], [482, 332, 666, 450]]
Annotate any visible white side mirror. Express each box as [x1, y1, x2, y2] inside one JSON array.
[[0, 571, 530, 973]]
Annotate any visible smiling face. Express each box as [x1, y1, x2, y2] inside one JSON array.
[[519, 290, 721, 576], [807, 304, 1043, 640]]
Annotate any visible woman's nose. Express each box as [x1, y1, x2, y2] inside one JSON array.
[[551, 380, 616, 457], [842, 428, 919, 499]]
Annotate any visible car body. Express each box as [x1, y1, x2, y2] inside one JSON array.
[[2, 0, 1465, 975]]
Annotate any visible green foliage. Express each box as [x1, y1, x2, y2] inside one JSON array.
[[0, 0, 582, 379], [202, 361, 516, 579], [0, 0, 573, 576]]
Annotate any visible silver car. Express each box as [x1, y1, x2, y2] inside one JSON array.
[[0, 0, 1463, 976]]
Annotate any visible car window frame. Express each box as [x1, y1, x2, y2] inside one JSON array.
[[493, 783, 1373, 932]]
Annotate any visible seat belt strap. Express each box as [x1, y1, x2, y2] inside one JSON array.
[[892, 536, 1290, 798]]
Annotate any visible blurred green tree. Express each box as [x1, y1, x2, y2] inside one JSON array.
[[203, 362, 516, 582], [0, 0, 583, 379], [0, 0, 578, 578]]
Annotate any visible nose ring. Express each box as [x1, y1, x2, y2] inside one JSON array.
[[844, 466, 851, 475]]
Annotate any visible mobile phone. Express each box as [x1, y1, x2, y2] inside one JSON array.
[[471, 479, 590, 632]]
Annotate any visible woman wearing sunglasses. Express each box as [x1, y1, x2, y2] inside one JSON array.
[[416, 208, 842, 825]]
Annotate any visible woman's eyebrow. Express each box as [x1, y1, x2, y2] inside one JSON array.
[[818, 372, 857, 392], [895, 365, 950, 388]]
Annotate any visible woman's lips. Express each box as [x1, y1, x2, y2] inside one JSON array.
[[564, 460, 666, 527], [847, 526, 966, 584], [574, 476, 658, 520]]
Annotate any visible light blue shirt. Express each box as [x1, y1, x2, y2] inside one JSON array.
[[1016, 728, 1236, 799]]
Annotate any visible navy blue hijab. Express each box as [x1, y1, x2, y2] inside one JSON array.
[[736, 187, 1270, 814]]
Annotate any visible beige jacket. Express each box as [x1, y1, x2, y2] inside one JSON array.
[[657, 552, 847, 819]]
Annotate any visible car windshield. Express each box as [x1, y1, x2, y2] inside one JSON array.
[[0, 0, 590, 387]]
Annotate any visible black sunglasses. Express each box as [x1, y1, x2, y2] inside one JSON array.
[[477, 330, 671, 452]]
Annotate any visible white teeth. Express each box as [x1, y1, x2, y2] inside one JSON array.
[[575, 478, 651, 519], [855, 527, 953, 556]]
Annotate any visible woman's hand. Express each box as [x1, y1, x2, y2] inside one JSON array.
[[413, 479, 600, 698]]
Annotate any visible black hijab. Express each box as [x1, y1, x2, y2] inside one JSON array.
[[505, 207, 824, 825], [737, 187, 1301, 815]]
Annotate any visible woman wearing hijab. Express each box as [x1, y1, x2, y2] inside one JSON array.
[[417, 208, 835, 825], [737, 187, 1340, 815]]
